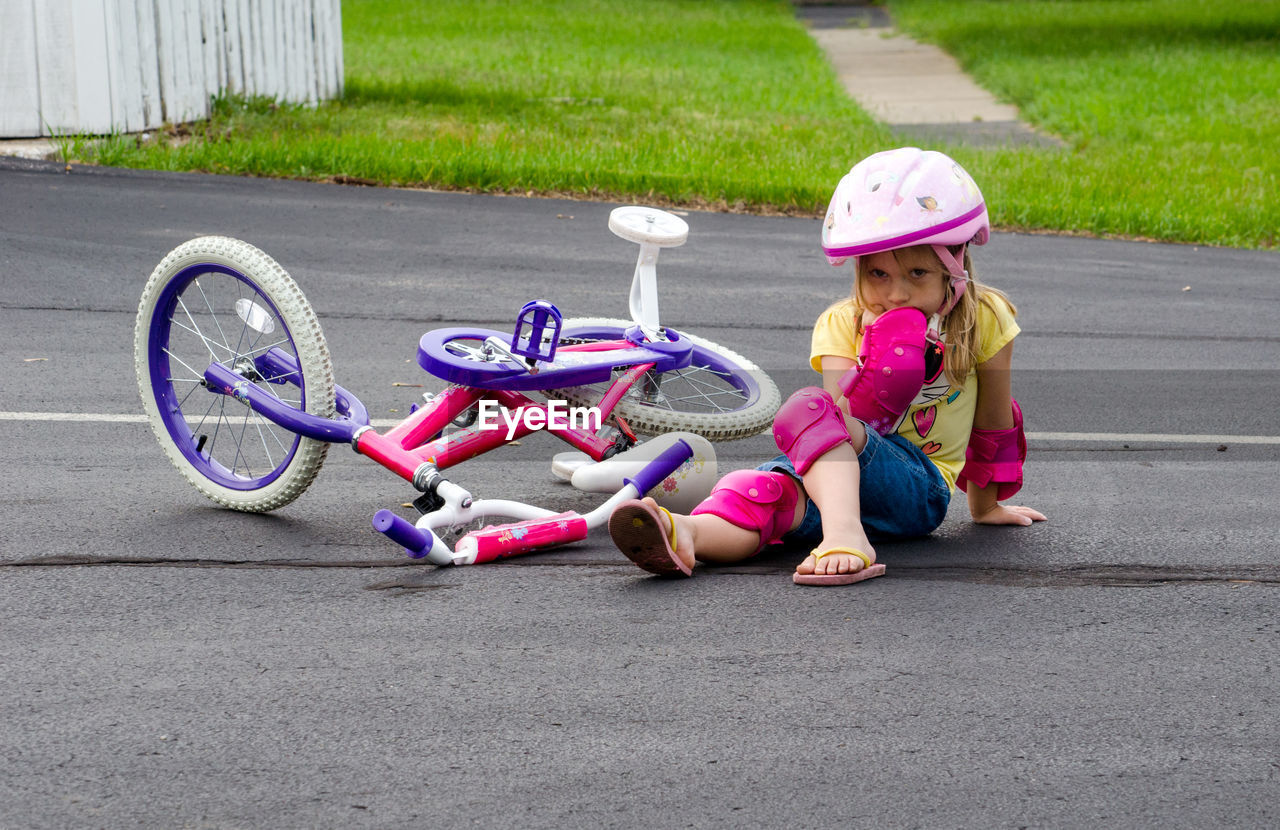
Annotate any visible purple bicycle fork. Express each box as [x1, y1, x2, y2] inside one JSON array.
[[204, 352, 366, 444]]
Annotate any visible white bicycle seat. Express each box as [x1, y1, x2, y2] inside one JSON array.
[[608, 206, 688, 247]]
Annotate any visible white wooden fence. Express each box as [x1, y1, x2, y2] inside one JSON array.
[[0, 0, 343, 138]]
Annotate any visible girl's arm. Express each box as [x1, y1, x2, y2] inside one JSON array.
[[968, 341, 1046, 526], [820, 355, 870, 452], [820, 355, 855, 400]]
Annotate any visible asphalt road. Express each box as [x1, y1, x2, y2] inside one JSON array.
[[2, 158, 1278, 829]]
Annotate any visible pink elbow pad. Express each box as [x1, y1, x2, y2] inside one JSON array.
[[838, 307, 929, 435], [957, 400, 1026, 500]]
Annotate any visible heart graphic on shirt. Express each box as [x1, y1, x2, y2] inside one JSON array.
[[913, 406, 937, 438], [921, 441, 942, 455]]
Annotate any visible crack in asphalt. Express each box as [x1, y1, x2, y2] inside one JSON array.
[[5, 557, 1277, 587], [4, 556, 418, 569]]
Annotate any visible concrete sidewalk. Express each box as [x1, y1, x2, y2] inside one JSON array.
[[797, 2, 1061, 147], [0, 137, 57, 160]]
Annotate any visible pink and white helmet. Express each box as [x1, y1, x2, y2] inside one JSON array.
[[821, 148, 989, 309]]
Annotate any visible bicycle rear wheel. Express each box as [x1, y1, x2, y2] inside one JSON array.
[[134, 236, 334, 512], [550, 318, 780, 441]]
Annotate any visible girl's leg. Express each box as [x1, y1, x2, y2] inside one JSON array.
[[795, 423, 953, 577], [623, 496, 808, 571], [792, 438, 877, 577], [772, 387, 876, 577], [614, 418, 945, 577]]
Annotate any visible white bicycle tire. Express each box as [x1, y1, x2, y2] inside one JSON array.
[[135, 236, 334, 512], [550, 318, 780, 442]]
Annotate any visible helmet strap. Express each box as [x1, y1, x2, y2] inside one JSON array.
[[931, 243, 967, 280], [931, 243, 969, 320]]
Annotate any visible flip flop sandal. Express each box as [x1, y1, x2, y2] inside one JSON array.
[[792, 546, 886, 586], [608, 499, 693, 577]]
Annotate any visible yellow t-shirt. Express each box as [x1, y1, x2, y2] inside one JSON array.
[[809, 296, 1020, 491]]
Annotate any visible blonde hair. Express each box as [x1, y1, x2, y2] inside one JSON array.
[[832, 245, 1015, 387]]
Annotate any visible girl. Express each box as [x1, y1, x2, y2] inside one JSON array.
[[608, 147, 1046, 585]]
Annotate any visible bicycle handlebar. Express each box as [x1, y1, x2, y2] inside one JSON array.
[[372, 509, 433, 559], [370, 436, 696, 566], [622, 438, 693, 496]]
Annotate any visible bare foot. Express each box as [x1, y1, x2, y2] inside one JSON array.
[[794, 537, 876, 577]]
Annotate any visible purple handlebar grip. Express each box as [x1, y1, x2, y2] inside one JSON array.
[[624, 439, 693, 496], [373, 509, 433, 559]]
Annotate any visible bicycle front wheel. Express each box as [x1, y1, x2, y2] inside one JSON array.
[[134, 236, 335, 512], [550, 318, 780, 441]]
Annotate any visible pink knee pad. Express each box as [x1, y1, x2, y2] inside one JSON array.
[[691, 469, 800, 553], [838, 306, 930, 435], [772, 387, 854, 475]]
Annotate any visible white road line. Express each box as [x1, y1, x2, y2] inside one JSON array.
[[1, 412, 148, 423], [1030, 432, 1279, 445], [2, 411, 1278, 445]]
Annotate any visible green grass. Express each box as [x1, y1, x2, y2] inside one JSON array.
[[92, 0, 885, 214], [83, 0, 1280, 248], [888, 0, 1280, 248]]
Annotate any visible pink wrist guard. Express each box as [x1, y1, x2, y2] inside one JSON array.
[[838, 307, 929, 435], [957, 400, 1026, 500]]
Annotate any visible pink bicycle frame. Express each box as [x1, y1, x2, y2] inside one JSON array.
[[356, 359, 654, 481]]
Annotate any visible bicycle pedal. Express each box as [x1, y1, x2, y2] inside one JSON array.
[[510, 300, 563, 364]]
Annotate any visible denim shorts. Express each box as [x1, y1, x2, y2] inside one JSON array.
[[759, 431, 951, 545]]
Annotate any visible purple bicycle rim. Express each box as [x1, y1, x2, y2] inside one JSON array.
[[148, 262, 303, 490]]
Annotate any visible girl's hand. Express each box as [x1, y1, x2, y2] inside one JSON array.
[[971, 503, 1046, 527]]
